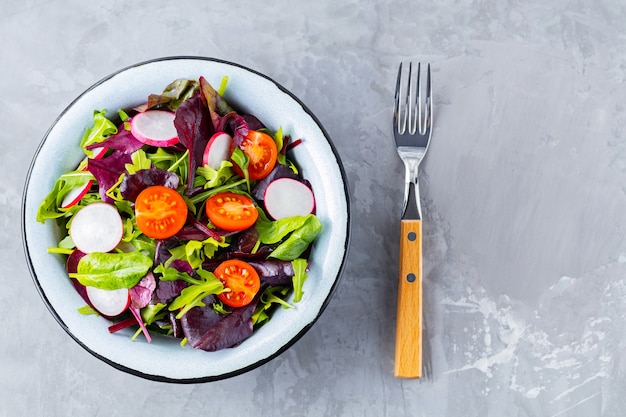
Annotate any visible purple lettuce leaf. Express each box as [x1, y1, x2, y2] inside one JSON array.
[[199, 76, 233, 131], [87, 151, 132, 203], [86, 126, 144, 154], [174, 93, 212, 195], [180, 294, 259, 351], [247, 260, 299, 286], [216, 112, 249, 147], [145, 78, 200, 111], [242, 114, 265, 131], [154, 238, 179, 266], [119, 167, 179, 202], [154, 280, 188, 304]]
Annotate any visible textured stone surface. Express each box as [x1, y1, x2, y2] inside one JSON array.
[[4, 0, 626, 415]]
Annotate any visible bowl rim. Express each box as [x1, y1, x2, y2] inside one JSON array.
[[21, 55, 351, 383]]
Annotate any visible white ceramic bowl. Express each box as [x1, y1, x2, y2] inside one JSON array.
[[22, 57, 350, 382]]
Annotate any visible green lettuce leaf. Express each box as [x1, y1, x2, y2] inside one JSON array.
[[69, 251, 153, 290]]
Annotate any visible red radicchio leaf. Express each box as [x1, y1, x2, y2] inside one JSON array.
[[173, 93, 212, 195]]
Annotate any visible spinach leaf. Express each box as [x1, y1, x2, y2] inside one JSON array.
[[269, 215, 322, 261], [255, 209, 310, 245], [69, 251, 153, 290]]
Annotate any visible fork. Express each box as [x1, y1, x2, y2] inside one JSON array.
[[392, 62, 433, 379]]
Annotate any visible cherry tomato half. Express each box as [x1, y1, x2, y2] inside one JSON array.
[[233, 130, 278, 180], [135, 185, 188, 239], [205, 191, 258, 231], [215, 259, 261, 307]]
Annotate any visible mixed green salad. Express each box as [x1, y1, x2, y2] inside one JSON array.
[[36, 76, 321, 351]]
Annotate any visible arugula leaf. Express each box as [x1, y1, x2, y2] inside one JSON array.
[[79, 109, 118, 152], [252, 286, 293, 326], [291, 258, 309, 303], [77, 305, 99, 316], [125, 149, 152, 174], [196, 160, 235, 189], [69, 252, 153, 290], [36, 170, 94, 223], [168, 269, 225, 319], [230, 147, 250, 192]]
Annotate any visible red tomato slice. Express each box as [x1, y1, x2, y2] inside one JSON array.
[[135, 185, 188, 239], [214, 259, 261, 307], [205, 191, 258, 231], [233, 130, 278, 180]]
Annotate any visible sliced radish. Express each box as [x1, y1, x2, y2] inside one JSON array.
[[62, 148, 108, 209], [90, 146, 108, 159], [86, 286, 130, 317], [61, 179, 93, 209], [202, 132, 233, 169], [130, 110, 179, 147], [69, 203, 123, 253], [264, 178, 315, 220]]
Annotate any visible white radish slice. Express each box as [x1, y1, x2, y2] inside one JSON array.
[[86, 286, 130, 317], [70, 203, 124, 253], [264, 178, 315, 220], [61, 180, 93, 209], [130, 110, 179, 147], [62, 148, 108, 208], [90, 146, 108, 159], [202, 132, 233, 169]]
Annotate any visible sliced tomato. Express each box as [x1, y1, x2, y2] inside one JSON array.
[[214, 259, 261, 307], [135, 185, 188, 239], [232, 130, 278, 180], [205, 191, 258, 231]]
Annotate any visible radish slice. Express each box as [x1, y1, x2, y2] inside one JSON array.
[[90, 146, 108, 159], [86, 286, 130, 317], [264, 178, 315, 219], [130, 110, 179, 147], [202, 132, 233, 169], [70, 203, 123, 253], [61, 179, 93, 209]]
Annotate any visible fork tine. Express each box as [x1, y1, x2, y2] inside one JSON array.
[[405, 62, 413, 135], [394, 62, 403, 133], [414, 62, 421, 136], [424, 63, 432, 135]]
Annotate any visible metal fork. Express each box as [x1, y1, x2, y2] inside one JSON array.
[[392, 62, 433, 379]]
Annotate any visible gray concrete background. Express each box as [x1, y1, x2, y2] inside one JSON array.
[[4, 1, 626, 416]]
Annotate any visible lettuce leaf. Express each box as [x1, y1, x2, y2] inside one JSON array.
[[69, 251, 153, 290]]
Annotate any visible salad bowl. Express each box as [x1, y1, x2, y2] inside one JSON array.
[[21, 56, 350, 382]]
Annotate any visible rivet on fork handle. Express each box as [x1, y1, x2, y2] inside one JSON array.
[[395, 218, 423, 378]]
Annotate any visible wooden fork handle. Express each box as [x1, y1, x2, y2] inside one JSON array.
[[394, 219, 422, 378]]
